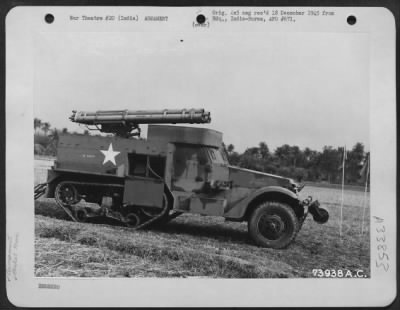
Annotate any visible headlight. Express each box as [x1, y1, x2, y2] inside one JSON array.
[[289, 179, 304, 193]]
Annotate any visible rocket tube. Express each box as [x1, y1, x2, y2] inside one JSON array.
[[70, 108, 211, 124]]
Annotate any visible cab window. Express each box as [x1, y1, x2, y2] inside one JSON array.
[[207, 148, 226, 164]]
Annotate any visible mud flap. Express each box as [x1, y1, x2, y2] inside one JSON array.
[[308, 200, 329, 224]]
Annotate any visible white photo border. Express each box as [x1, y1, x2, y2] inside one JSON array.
[[5, 6, 396, 307]]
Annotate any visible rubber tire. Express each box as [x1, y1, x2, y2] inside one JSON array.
[[248, 201, 299, 249]]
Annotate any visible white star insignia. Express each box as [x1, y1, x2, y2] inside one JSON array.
[[100, 143, 120, 166]]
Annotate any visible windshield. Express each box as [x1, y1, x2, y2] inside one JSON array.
[[207, 148, 226, 164], [174, 144, 228, 167]]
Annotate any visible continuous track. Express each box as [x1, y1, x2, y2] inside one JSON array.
[[34, 181, 178, 229]]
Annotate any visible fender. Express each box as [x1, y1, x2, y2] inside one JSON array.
[[224, 186, 300, 220], [46, 169, 61, 184]]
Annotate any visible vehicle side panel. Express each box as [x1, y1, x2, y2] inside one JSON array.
[[123, 178, 164, 208], [56, 134, 168, 177], [171, 191, 226, 216]]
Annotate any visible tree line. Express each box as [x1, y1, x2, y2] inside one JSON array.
[[224, 142, 369, 185], [34, 118, 369, 185], [34, 118, 90, 156]]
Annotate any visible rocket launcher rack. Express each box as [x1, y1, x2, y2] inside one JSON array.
[[70, 108, 211, 138]]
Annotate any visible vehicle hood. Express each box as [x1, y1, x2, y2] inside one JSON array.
[[228, 165, 295, 190]]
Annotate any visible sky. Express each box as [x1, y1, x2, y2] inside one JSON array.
[[34, 31, 369, 153]]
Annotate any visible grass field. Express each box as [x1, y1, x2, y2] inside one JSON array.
[[34, 159, 370, 278]]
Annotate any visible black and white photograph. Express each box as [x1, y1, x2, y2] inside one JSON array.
[[6, 5, 396, 307]]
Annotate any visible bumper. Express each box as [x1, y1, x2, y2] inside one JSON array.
[[301, 196, 329, 224]]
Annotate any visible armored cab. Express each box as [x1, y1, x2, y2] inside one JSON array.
[[41, 108, 329, 249]]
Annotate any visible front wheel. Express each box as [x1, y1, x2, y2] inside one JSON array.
[[248, 201, 299, 249]]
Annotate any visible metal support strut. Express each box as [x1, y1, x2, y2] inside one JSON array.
[[34, 183, 47, 200]]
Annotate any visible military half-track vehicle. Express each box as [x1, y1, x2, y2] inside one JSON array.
[[35, 108, 329, 249]]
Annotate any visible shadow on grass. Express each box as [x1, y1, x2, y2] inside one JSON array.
[[150, 219, 251, 245], [35, 215, 292, 278]]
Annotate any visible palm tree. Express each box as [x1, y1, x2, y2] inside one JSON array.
[[34, 118, 42, 134], [258, 141, 270, 159], [41, 122, 51, 135]]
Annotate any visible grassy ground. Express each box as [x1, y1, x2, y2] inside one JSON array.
[[35, 159, 370, 278], [35, 194, 370, 278], [303, 181, 369, 192]]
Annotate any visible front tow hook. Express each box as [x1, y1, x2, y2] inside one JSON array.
[[308, 200, 329, 224]]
